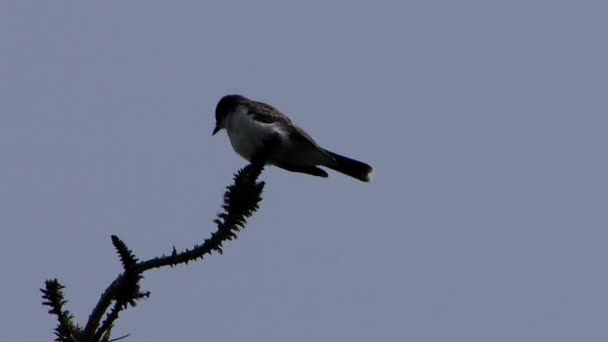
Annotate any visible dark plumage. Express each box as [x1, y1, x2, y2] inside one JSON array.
[[213, 94, 374, 182]]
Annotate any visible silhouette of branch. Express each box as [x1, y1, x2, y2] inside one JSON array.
[[42, 137, 278, 342], [41, 279, 81, 342]]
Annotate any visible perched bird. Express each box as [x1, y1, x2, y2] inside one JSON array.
[[212, 94, 373, 182]]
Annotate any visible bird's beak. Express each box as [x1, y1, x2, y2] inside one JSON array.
[[212, 124, 221, 136]]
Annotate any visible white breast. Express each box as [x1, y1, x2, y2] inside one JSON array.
[[225, 110, 286, 161]]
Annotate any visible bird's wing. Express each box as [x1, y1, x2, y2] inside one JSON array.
[[246, 100, 329, 153], [246, 100, 291, 124]]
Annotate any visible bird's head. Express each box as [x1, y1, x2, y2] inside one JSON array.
[[213, 94, 249, 135]]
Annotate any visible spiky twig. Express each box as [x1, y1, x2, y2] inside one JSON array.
[[44, 138, 277, 342], [41, 279, 81, 342]]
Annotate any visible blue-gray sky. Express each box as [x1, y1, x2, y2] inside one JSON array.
[[1, 1, 607, 341]]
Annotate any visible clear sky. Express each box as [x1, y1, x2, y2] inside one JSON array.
[[1, 1, 607, 341]]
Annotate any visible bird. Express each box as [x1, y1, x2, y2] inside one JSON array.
[[212, 94, 373, 182]]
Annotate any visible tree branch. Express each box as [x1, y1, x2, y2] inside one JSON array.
[[43, 138, 277, 342]]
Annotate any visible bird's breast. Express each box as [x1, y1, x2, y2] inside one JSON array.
[[225, 112, 286, 161]]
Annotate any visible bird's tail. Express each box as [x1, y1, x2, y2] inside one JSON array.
[[323, 149, 374, 182]]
